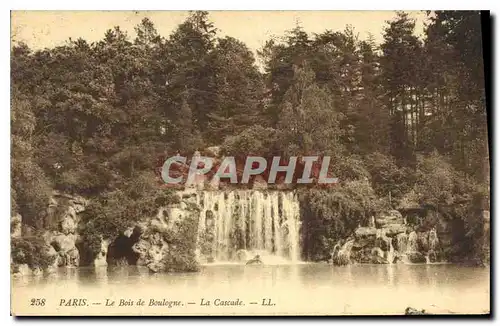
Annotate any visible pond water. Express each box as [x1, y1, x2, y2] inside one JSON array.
[[12, 263, 490, 316]]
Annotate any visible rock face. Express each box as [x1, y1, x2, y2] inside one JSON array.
[[332, 207, 447, 265], [11, 192, 90, 275], [46, 233, 80, 267], [44, 192, 88, 268], [376, 210, 404, 228], [12, 186, 201, 273], [130, 193, 200, 273]]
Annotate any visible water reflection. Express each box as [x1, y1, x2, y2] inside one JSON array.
[[12, 263, 489, 314]]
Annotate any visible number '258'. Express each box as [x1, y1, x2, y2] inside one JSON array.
[[30, 299, 45, 306]]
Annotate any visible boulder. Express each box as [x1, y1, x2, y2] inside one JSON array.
[[371, 247, 385, 258], [352, 237, 375, 249], [61, 216, 77, 235], [427, 250, 440, 263], [65, 206, 77, 220], [371, 255, 388, 264], [375, 236, 391, 252], [136, 196, 201, 272], [132, 239, 151, 266], [66, 248, 80, 267], [351, 248, 373, 263], [123, 227, 135, 238], [134, 231, 171, 272], [406, 252, 426, 264], [148, 243, 166, 263], [354, 227, 377, 238], [382, 224, 407, 237], [375, 210, 404, 228], [147, 262, 166, 273], [417, 232, 430, 252], [49, 233, 80, 267]]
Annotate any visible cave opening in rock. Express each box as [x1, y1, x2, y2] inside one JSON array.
[[106, 226, 142, 266]]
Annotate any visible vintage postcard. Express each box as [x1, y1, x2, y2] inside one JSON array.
[[10, 10, 490, 316]]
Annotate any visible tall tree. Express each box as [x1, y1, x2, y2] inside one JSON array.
[[380, 11, 423, 164], [206, 36, 265, 143], [164, 11, 217, 134], [277, 63, 343, 158]]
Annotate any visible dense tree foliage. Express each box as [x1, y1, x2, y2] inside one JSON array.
[[11, 11, 489, 262]]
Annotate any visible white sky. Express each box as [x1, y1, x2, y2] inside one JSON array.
[[11, 11, 428, 56]]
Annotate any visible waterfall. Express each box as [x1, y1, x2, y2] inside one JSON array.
[[396, 233, 408, 253], [407, 231, 418, 252], [195, 190, 301, 263], [335, 239, 355, 265], [428, 228, 439, 251], [386, 239, 395, 264], [399, 231, 419, 264], [427, 228, 440, 263]]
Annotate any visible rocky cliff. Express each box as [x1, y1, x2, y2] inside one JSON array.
[[331, 208, 450, 265], [11, 190, 200, 275]]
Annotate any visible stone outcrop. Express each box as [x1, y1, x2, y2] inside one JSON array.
[[44, 192, 89, 268], [45, 232, 80, 267], [332, 207, 447, 265], [11, 192, 89, 275], [130, 193, 200, 273], [375, 210, 404, 228]]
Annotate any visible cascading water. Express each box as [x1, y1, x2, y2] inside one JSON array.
[[427, 227, 440, 263], [428, 228, 439, 251], [396, 233, 408, 253], [387, 239, 395, 264], [407, 231, 419, 252], [399, 231, 419, 264], [195, 190, 301, 264]]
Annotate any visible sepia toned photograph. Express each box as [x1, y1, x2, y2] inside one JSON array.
[[10, 10, 490, 316]]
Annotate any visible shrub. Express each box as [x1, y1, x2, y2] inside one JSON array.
[[11, 236, 55, 270], [332, 155, 370, 182], [364, 152, 416, 203], [80, 172, 179, 240], [11, 160, 52, 228], [404, 151, 490, 263], [299, 180, 379, 261], [161, 214, 200, 272], [221, 125, 277, 158]]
